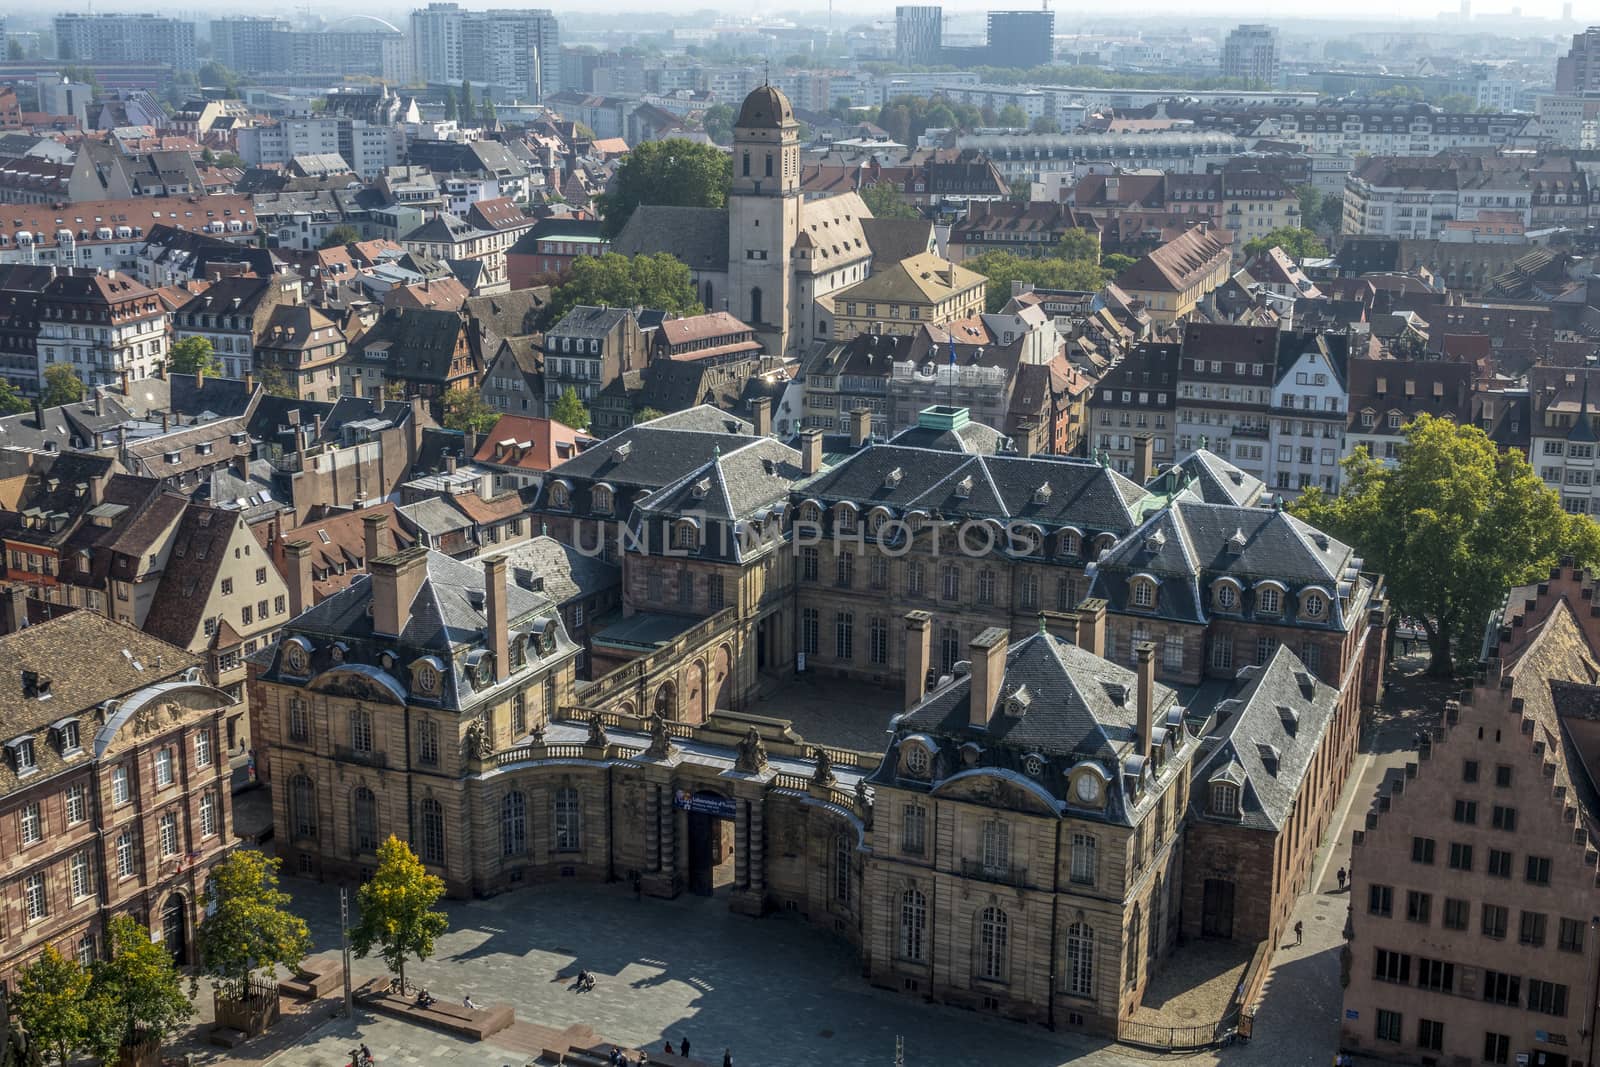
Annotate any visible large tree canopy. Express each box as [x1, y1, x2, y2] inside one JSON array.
[[1243, 226, 1327, 260], [546, 252, 703, 325], [1289, 414, 1600, 675], [349, 836, 449, 990], [963, 250, 1109, 313], [596, 139, 732, 239]]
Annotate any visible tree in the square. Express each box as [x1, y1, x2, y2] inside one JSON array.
[[12, 945, 92, 1065], [1290, 414, 1600, 675], [550, 386, 590, 431], [546, 252, 702, 325], [84, 914, 194, 1061], [197, 851, 312, 1002], [349, 835, 448, 991], [1242, 226, 1327, 261], [168, 336, 222, 377], [860, 180, 918, 220], [442, 388, 500, 435]]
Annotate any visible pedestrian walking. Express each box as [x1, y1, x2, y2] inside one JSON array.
[[664, 1042, 675, 1057], [1294, 920, 1304, 945], [723, 1051, 733, 1067], [680, 1036, 691, 1057], [1336, 866, 1347, 891]]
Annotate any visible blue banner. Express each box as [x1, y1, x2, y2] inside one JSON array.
[[673, 790, 737, 818]]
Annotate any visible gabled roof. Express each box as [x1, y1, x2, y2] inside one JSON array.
[[472, 415, 591, 473], [610, 205, 728, 272]]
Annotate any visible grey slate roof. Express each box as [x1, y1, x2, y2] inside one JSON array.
[[887, 419, 1011, 454], [631, 438, 804, 563], [548, 304, 632, 339], [491, 535, 621, 608], [1157, 448, 1266, 508], [1191, 646, 1337, 832], [610, 205, 730, 273], [397, 496, 475, 539]]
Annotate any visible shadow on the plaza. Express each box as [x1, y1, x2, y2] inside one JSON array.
[[1232, 944, 1342, 1064]]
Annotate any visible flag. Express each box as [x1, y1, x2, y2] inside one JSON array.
[[948, 332, 956, 366]]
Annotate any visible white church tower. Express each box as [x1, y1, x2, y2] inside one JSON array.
[[727, 84, 803, 356]]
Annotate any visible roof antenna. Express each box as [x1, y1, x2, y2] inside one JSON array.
[[763, 59, 770, 87]]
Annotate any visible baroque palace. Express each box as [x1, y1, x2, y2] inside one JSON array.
[[252, 404, 1388, 1038]]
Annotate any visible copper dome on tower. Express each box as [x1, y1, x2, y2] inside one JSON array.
[[735, 84, 795, 130]]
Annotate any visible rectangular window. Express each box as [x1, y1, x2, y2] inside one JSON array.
[[1374, 948, 1411, 983], [1417, 1019, 1443, 1053], [24, 872, 46, 921], [159, 812, 179, 856], [1462, 759, 1479, 782], [1526, 855, 1552, 885], [1448, 842, 1473, 871], [1483, 1032, 1509, 1065], [800, 608, 818, 657], [1452, 798, 1477, 824], [836, 551, 853, 589], [799, 546, 818, 582], [1443, 898, 1469, 930], [1520, 911, 1548, 947], [1492, 804, 1517, 831], [1495, 764, 1513, 788], [1405, 890, 1431, 924], [1410, 836, 1435, 864], [1368, 883, 1393, 917], [1482, 904, 1508, 940], [195, 728, 212, 768], [19, 802, 41, 844], [155, 746, 174, 786], [1483, 969, 1520, 1005], [1487, 848, 1512, 877], [200, 791, 218, 837], [1527, 979, 1568, 1017], [835, 612, 854, 661], [869, 617, 889, 666], [1070, 832, 1097, 886], [708, 575, 725, 610], [1559, 916, 1586, 953], [112, 765, 130, 805], [902, 804, 926, 855], [69, 850, 90, 900], [66, 782, 86, 824], [1375, 1009, 1402, 1043]]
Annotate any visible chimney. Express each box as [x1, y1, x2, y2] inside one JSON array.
[[119, 369, 130, 395], [369, 546, 429, 638], [446, 453, 458, 475], [1133, 433, 1155, 483], [244, 370, 254, 393], [968, 627, 1009, 729], [800, 427, 823, 475], [1136, 641, 1156, 759], [904, 610, 932, 710], [362, 511, 388, 563], [94, 387, 105, 417], [161, 412, 171, 433], [485, 555, 509, 683], [1, 585, 29, 634], [313, 414, 324, 440], [234, 450, 250, 482], [464, 428, 479, 458], [284, 539, 314, 618], [1075, 597, 1107, 658], [32, 395, 43, 428], [849, 407, 872, 448], [753, 396, 772, 437], [195, 364, 204, 390], [1015, 422, 1036, 457]]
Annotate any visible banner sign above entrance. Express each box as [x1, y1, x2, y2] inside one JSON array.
[[674, 790, 738, 818]]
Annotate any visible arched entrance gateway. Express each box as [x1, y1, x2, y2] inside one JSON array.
[[160, 893, 188, 964], [682, 789, 737, 895]]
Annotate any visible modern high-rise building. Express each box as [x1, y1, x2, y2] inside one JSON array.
[[54, 14, 198, 72], [1220, 23, 1280, 87], [1556, 26, 1600, 93], [211, 16, 289, 74], [984, 10, 1054, 71], [895, 5, 943, 66], [410, 3, 559, 101]]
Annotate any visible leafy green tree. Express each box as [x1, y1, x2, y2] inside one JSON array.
[[1374, 84, 1424, 101], [85, 914, 194, 1060], [701, 103, 735, 145], [168, 336, 222, 377], [0, 376, 29, 414], [442, 389, 500, 435], [1007, 177, 1032, 202], [636, 406, 666, 422], [1319, 195, 1345, 230], [318, 224, 362, 250], [1056, 227, 1100, 263], [1102, 252, 1137, 274], [349, 836, 449, 991], [551, 386, 590, 431], [829, 96, 854, 120], [1295, 185, 1322, 226], [964, 250, 1109, 312], [860, 180, 918, 220], [547, 252, 702, 325], [1434, 92, 1477, 113], [1290, 414, 1600, 675], [459, 79, 475, 126], [597, 139, 732, 238], [996, 104, 1028, 128], [255, 364, 296, 399], [41, 364, 83, 407], [198, 61, 238, 92], [1031, 115, 1061, 134], [12, 945, 92, 1065], [442, 87, 457, 122], [198, 851, 312, 1003], [1242, 226, 1328, 260]]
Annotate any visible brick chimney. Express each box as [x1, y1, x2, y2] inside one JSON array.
[[1075, 597, 1107, 658], [370, 546, 429, 638], [485, 555, 509, 683], [849, 407, 872, 448], [1136, 641, 1155, 759], [904, 610, 931, 710], [968, 627, 1009, 729], [1133, 433, 1155, 483], [752, 396, 772, 437], [362, 511, 388, 565], [284, 539, 314, 618], [1014, 422, 1036, 457], [800, 427, 823, 476]]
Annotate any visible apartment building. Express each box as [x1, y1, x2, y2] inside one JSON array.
[[54, 13, 198, 71], [37, 268, 168, 390]]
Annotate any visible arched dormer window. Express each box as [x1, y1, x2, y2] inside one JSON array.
[[834, 501, 858, 532], [591, 484, 613, 514], [548, 480, 571, 509], [1058, 529, 1081, 557], [868, 507, 893, 536], [1210, 782, 1239, 817], [902, 741, 930, 778], [1302, 590, 1328, 619], [798, 502, 822, 526], [1094, 533, 1117, 555], [1131, 576, 1157, 609], [673, 519, 700, 550], [1256, 585, 1282, 614]]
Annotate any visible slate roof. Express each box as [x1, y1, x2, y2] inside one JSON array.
[[548, 304, 633, 340], [632, 438, 803, 561], [795, 445, 1150, 537], [886, 418, 1011, 455], [398, 496, 475, 539], [1154, 448, 1266, 508], [142, 505, 243, 649], [489, 534, 621, 608], [610, 205, 729, 272], [1191, 646, 1338, 832], [860, 217, 935, 264]]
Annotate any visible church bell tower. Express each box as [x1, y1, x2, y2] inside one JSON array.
[[727, 84, 801, 355]]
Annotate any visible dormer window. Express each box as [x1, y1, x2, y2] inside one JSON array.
[[673, 520, 700, 549], [1257, 587, 1281, 614], [885, 468, 903, 488], [1216, 583, 1240, 612], [1058, 531, 1080, 557], [1131, 577, 1156, 609], [53, 718, 81, 754], [416, 661, 440, 695], [835, 503, 857, 531], [1303, 591, 1327, 619], [799, 503, 822, 525], [548, 482, 570, 509], [592, 485, 613, 514], [955, 475, 973, 499], [690, 478, 710, 500], [1210, 782, 1239, 816], [1144, 530, 1166, 553], [11, 737, 36, 775], [904, 744, 929, 777]]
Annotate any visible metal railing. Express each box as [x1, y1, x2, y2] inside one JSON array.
[[959, 860, 1028, 887], [1117, 1011, 1240, 1052]]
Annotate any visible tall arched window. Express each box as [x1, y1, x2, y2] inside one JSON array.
[[1066, 921, 1094, 996], [900, 889, 927, 961], [351, 787, 377, 853], [553, 786, 581, 851], [834, 833, 852, 904], [750, 287, 763, 324], [703, 280, 714, 309], [290, 774, 317, 840], [418, 798, 445, 866], [502, 790, 526, 856], [978, 906, 1008, 981], [1126, 905, 1142, 985]]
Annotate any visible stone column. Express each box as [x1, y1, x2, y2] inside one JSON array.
[[735, 799, 751, 890], [645, 784, 661, 872], [748, 794, 766, 899]]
